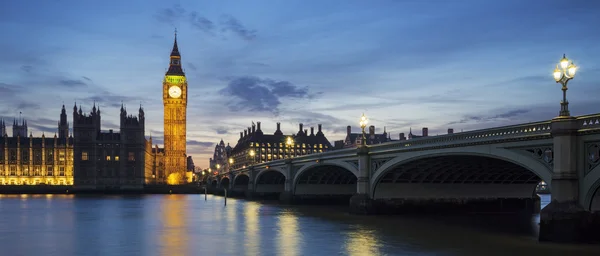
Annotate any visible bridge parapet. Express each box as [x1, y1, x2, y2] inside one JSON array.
[[577, 114, 600, 132]]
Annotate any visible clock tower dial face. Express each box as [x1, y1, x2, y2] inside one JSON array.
[[168, 86, 182, 98]]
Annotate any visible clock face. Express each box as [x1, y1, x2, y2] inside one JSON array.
[[168, 86, 182, 98]]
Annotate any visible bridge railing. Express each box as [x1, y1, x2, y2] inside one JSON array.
[[369, 119, 553, 152], [227, 113, 600, 174], [577, 113, 600, 130]]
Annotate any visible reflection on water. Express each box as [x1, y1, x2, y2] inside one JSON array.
[[345, 227, 382, 256], [0, 194, 599, 256], [244, 202, 260, 256], [160, 195, 188, 256], [277, 210, 301, 256]]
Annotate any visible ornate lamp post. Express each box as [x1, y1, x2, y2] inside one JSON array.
[[286, 136, 295, 158], [553, 54, 578, 117], [359, 113, 368, 146], [249, 150, 256, 165]]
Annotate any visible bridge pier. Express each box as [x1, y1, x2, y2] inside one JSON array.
[[279, 160, 295, 204], [539, 117, 593, 243], [350, 146, 377, 214]]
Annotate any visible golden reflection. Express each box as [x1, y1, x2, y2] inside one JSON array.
[[226, 199, 237, 233], [277, 210, 300, 256], [244, 202, 261, 256], [160, 195, 189, 256], [344, 227, 381, 256]]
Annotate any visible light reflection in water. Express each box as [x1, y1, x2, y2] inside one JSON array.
[[159, 195, 188, 256], [225, 199, 239, 255], [244, 202, 261, 256], [344, 227, 382, 256], [278, 210, 301, 256]]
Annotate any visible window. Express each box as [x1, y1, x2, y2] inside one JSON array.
[[81, 151, 89, 161], [128, 152, 135, 161], [34, 149, 42, 164], [59, 167, 65, 176], [22, 149, 29, 163], [47, 166, 53, 176], [59, 152, 65, 161], [22, 167, 29, 176], [46, 149, 54, 164], [10, 166, 16, 176], [106, 155, 111, 161], [115, 156, 120, 161], [34, 166, 41, 176]]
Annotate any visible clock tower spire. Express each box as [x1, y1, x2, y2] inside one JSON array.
[[163, 30, 188, 184]]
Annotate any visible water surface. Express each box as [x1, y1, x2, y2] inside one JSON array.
[[0, 194, 598, 256]]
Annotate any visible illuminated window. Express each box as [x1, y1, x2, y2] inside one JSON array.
[[115, 156, 120, 161], [59, 167, 65, 176], [128, 152, 135, 161], [10, 166, 16, 176], [23, 167, 29, 176], [59, 152, 65, 161], [106, 156, 111, 161], [82, 151, 89, 161], [47, 166, 53, 176]]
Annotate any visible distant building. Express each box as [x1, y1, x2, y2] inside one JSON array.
[[187, 156, 195, 172], [209, 139, 231, 173], [230, 122, 333, 169], [144, 137, 165, 184], [72, 103, 145, 190], [343, 125, 392, 148], [0, 106, 74, 185]]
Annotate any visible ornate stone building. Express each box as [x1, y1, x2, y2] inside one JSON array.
[[0, 106, 74, 185], [144, 137, 165, 184], [209, 139, 231, 173], [230, 122, 333, 169], [72, 103, 145, 190], [162, 32, 188, 184]]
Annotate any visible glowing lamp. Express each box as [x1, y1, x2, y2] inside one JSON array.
[[560, 54, 569, 70], [359, 113, 368, 129], [567, 62, 577, 77], [553, 65, 562, 82]]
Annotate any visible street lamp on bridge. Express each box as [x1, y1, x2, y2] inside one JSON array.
[[553, 54, 578, 117], [359, 113, 369, 146]]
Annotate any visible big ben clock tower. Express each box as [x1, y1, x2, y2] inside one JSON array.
[[163, 31, 188, 184]]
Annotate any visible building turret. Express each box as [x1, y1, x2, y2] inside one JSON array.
[[58, 104, 69, 139], [0, 119, 5, 137]]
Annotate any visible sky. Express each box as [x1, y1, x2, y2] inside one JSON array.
[[1, 0, 600, 168]]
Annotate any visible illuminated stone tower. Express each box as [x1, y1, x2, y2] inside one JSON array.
[[163, 31, 188, 184]]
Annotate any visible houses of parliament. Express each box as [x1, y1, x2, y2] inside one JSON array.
[[0, 33, 189, 188]]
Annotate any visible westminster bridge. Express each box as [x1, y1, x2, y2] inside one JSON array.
[[209, 113, 600, 243]]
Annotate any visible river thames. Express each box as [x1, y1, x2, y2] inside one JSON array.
[[0, 194, 598, 256]]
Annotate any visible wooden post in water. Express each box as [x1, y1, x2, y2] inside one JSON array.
[[204, 187, 207, 201], [224, 189, 227, 206]]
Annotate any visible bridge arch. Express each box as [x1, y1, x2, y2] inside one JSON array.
[[219, 177, 230, 189], [370, 147, 552, 199], [293, 161, 358, 196], [583, 164, 600, 211], [233, 174, 250, 187], [292, 160, 359, 186], [254, 167, 286, 194]]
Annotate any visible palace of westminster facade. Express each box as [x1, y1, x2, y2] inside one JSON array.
[[0, 33, 189, 188]]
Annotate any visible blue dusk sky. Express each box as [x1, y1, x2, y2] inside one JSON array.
[[1, 0, 600, 168]]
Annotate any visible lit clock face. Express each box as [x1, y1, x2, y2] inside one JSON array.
[[168, 86, 182, 98]]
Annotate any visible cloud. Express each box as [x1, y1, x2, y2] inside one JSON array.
[[186, 62, 197, 71], [21, 65, 33, 73], [154, 4, 186, 25], [187, 140, 214, 147], [213, 127, 228, 134], [219, 15, 257, 41], [189, 12, 215, 33], [218, 76, 316, 115], [59, 79, 87, 87], [153, 5, 256, 41], [448, 109, 531, 125]]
